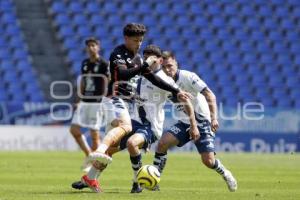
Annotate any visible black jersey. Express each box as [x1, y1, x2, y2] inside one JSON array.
[[108, 44, 139, 99], [80, 57, 109, 102]]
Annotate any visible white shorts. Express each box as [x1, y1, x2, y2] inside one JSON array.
[[101, 97, 131, 128], [71, 97, 132, 132], [71, 101, 103, 130]]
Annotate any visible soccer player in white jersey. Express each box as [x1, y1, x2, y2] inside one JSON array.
[[119, 45, 198, 193], [153, 51, 237, 192]]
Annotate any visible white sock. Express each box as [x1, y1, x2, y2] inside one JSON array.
[[87, 166, 101, 180], [97, 144, 108, 153]]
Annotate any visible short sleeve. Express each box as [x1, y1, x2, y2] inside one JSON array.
[[189, 72, 207, 92]]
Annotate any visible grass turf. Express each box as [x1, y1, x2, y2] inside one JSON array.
[[0, 152, 299, 200]]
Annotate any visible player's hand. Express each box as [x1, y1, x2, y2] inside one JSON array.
[[177, 91, 193, 101], [131, 54, 143, 68], [189, 125, 200, 141], [145, 55, 157, 67], [211, 119, 219, 133]]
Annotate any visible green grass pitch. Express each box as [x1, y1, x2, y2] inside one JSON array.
[[0, 152, 299, 200]]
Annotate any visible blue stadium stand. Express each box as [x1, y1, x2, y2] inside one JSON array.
[[0, 0, 44, 106], [45, 0, 300, 109]]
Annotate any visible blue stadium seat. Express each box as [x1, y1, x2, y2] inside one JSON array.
[[275, 6, 289, 17], [77, 26, 91, 38], [85, 1, 100, 14], [194, 16, 209, 28], [240, 5, 255, 17], [276, 98, 292, 108], [154, 3, 169, 14], [103, 2, 118, 13], [234, 29, 250, 42], [211, 16, 226, 28], [263, 18, 278, 30], [54, 13, 71, 26], [120, 2, 136, 13], [172, 3, 187, 15], [137, 3, 152, 14], [72, 14, 88, 26], [68, 1, 84, 13], [260, 53, 274, 65], [228, 17, 243, 28], [50, 1, 66, 14], [260, 98, 275, 107]]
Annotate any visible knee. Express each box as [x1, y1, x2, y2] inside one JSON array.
[[111, 119, 132, 133], [126, 138, 137, 150], [202, 157, 215, 168], [157, 139, 169, 153]]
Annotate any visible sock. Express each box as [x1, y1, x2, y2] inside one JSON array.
[[130, 154, 142, 182], [213, 159, 226, 176], [87, 165, 101, 180], [97, 144, 108, 153], [153, 152, 167, 173]]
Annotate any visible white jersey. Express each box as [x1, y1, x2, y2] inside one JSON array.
[[172, 70, 211, 124], [132, 69, 178, 139]]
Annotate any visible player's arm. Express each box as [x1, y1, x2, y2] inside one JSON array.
[[179, 97, 200, 141], [113, 54, 145, 80], [188, 72, 219, 132], [201, 87, 219, 132]]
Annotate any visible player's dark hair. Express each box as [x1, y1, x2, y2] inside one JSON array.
[[123, 23, 147, 37], [85, 37, 100, 46], [162, 51, 176, 60], [143, 44, 162, 57]]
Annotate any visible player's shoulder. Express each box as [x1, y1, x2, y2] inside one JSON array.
[[81, 58, 89, 65], [156, 69, 175, 84], [110, 44, 126, 57], [178, 69, 197, 78], [98, 57, 109, 66]]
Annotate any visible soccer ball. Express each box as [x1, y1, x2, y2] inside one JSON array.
[[137, 165, 161, 189]]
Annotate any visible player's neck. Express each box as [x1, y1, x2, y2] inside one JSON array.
[[124, 44, 136, 55], [89, 54, 100, 63]]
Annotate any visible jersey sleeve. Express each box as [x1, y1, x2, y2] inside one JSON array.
[[188, 72, 207, 93]]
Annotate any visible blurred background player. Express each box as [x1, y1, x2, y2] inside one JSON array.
[[69, 37, 109, 172], [153, 51, 237, 192]]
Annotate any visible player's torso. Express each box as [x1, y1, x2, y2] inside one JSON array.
[[81, 58, 109, 102], [174, 70, 211, 123], [132, 70, 170, 138], [108, 44, 137, 99]]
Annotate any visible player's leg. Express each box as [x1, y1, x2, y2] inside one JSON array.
[[154, 122, 190, 174], [153, 132, 178, 173], [126, 133, 146, 193], [70, 124, 90, 157], [71, 143, 122, 191], [195, 120, 237, 192], [90, 97, 132, 163], [80, 129, 101, 172]]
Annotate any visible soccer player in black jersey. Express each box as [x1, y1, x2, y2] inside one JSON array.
[[72, 23, 191, 193], [70, 37, 109, 172]]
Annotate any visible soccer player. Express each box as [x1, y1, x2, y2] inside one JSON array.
[[69, 37, 109, 172], [74, 23, 190, 192], [152, 51, 238, 192], [119, 45, 198, 193], [72, 45, 198, 193]]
